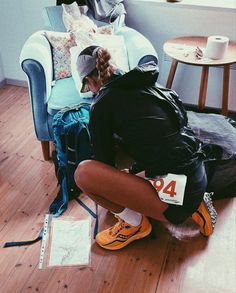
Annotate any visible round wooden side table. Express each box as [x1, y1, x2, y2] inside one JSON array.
[[163, 36, 236, 115]]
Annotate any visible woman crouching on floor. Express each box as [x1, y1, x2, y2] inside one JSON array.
[[74, 45, 217, 250]]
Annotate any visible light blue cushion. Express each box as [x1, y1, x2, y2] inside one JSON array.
[[47, 77, 92, 115], [43, 6, 66, 32]]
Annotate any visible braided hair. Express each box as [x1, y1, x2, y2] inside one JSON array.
[[95, 48, 115, 85]]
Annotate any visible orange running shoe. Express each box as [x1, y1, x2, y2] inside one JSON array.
[[95, 215, 152, 250], [192, 192, 217, 236]]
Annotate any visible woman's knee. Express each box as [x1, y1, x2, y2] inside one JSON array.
[[74, 159, 95, 189]]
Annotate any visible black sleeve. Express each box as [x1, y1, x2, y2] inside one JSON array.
[[89, 101, 116, 167]]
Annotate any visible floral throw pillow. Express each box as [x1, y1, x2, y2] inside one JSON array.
[[44, 32, 76, 80]]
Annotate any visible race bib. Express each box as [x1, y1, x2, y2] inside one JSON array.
[[148, 173, 187, 206]]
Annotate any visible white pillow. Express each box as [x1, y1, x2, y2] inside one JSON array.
[[70, 46, 92, 97], [70, 46, 81, 93], [89, 33, 129, 73], [73, 32, 129, 73]]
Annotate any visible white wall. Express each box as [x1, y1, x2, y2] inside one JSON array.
[[0, 0, 55, 82], [125, 0, 236, 111], [0, 51, 5, 83], [0, 0, 235, 110]]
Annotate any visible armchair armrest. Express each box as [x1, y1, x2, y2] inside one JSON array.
[[116, 27, 158, 70], [20, 30, 53, 101], [20, 31, 54, 141], [22, 59, 53, 140]]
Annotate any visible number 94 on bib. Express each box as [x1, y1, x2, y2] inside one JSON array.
[[148, 173, 187, 206]]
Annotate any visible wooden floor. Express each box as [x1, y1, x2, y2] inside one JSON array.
[[0, 85, 235, 293]]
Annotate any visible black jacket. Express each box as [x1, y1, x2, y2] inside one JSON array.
[[89, 62, 203, 176]]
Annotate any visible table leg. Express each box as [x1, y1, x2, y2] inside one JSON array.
[[222, 64, 230, 116], [198, 66, 209, 110], [166, 59, 178, 88]]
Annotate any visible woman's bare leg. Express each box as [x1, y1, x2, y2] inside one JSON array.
[[74, 160, 168, 222]]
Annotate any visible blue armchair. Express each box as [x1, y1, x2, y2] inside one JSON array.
[[20, 5, 158, 160]]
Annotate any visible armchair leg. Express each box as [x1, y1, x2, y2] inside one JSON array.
[[41, 141, 50, 161]]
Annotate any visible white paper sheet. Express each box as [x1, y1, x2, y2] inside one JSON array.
[[48, 218, 91, 267]]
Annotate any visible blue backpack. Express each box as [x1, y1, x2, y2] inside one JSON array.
[[50, 103, 98, 236], [3, 103, 98, 248]]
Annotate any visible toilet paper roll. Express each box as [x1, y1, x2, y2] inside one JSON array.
[[205, 35, 229, 60]]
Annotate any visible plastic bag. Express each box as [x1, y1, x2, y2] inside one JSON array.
[[39, 214, 91, 269]]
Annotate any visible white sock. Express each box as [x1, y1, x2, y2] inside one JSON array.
[[113, 208, 142, 226]]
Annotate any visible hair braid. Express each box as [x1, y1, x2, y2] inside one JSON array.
[[96, 48, 114, 85]]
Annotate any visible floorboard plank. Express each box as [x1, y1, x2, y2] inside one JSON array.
[[156, 199, 236, 293]]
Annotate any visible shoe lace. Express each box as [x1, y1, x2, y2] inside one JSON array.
[[109, 217, 127, 237], [204, 192, 217, 227], [204, 192, 213, 205]]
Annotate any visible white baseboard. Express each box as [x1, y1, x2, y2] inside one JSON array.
[[0, 78, 28, 88], [6, 78, 28, 87], [0, 79, 6, 87]]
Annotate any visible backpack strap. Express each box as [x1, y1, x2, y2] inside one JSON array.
[[49, 177, 69, 217], [3, 228, 44, 248], [75, 197, 99, 238]]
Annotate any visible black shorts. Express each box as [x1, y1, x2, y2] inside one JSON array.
[[150, 162, 207, 225]]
